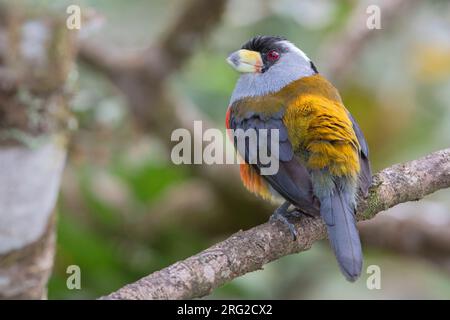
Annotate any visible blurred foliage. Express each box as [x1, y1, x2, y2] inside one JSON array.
[[28, 0, 450, 299]]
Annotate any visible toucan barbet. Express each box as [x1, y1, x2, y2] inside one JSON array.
[[226, 36, 372, 281]]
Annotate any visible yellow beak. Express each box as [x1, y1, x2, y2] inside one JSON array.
[[226, 49, 263, 73]]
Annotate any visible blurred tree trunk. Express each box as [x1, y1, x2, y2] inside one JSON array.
[[0, 4, 76, 299]]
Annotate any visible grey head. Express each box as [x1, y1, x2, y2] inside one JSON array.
[[227, 35, 318, 104]]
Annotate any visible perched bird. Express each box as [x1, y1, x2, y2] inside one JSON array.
[[226, 36, 372, 281]]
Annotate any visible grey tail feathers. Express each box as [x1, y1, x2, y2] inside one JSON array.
[[319, 183, 363, 282]]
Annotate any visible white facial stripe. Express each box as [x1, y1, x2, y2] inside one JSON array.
[[281, 41, 311, 62]]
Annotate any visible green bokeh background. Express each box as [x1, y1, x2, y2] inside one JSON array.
[[22, 0, 450, 299]]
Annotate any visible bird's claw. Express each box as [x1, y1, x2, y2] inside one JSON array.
[[270, 209, 298, 241], [286, 208, 304, 218]]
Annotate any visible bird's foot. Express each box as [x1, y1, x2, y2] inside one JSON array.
[[270, 202, 299, 241], [285, 208, 304, 218], [287, 208, 318, 219]]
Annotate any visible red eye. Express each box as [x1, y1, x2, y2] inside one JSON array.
[[267, 50, 280, 61]]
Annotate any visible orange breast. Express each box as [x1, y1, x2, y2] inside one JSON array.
[[239, 163, 274, 202], [225, 107, 231, 129]]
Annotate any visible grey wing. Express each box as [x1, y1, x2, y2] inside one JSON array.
[[229, 109, 319, 215], [348, 113, 372, 196]]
